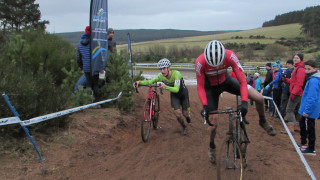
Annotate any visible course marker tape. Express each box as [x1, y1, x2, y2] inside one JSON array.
[[22, 92, 122, 126], [1, 92, 122, 161], [0, 117, 21, 126]]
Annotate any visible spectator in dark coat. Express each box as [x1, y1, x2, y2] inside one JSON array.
[[280, 59, 294, 118], [263, 62, 274, 113], [108, 28, 116, 53]]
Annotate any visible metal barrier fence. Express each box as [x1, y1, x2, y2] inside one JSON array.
[[133, 63, 287, 73], [0, 92, 122, 161]]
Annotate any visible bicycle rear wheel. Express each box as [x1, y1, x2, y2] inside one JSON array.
[[141, 99, 152, 142], [152, 94, 160, 130], [217, 137, 244, 180]]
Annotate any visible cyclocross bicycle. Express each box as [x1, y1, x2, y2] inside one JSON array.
[[135, 83, 162, 142], [202, 96, 250, 180]]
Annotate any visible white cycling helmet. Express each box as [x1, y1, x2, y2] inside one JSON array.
[[204, 40, 226, 67], [157, 58, 171, 68]]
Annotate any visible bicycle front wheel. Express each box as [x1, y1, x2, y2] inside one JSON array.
[[141, 99, 152, 142], [217, 137, 244, 180]]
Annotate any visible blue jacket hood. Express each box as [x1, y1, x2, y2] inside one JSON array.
[[80, 33, 90, 46]]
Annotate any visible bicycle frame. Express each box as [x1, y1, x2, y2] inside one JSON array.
[[144, 86, 159, 122], [135, 83, 162, 142]]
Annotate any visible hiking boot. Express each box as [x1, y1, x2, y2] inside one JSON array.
[[301, 148, 316, 156], [186, 117, 191, 123], [208, 147, 216, 164], [259, 121, 276, 136], [243, 117, 250, 124]]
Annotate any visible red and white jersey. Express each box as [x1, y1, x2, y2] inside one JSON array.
[[195, 49, 248, 105]]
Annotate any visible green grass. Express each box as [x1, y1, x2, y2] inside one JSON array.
[[118, 23, 303, 52]]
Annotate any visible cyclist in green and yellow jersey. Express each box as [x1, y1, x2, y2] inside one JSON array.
[[133, 58, 191, 135]]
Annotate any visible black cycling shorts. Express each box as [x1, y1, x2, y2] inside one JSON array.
[[170, 87, 190, 111], [205, 73, 241, 111]]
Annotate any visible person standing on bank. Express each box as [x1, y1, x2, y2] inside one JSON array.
[[282, 53, 305, 134], [76, 26, 103, 102], [108, 28, 116, 53], [298, 60, 320, 155]]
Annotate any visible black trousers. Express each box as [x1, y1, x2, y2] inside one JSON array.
[[85, 73, 100, 102], [272, 88, 282, 115], [300, 117, 316, 150]]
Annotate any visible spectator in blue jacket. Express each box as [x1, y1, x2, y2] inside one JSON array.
[[76, 26, 100, 102], [253, 72, 262, 93], [298, 60, 320, 155], [266, 61, 283, 117], [280, 59, 294, 118]]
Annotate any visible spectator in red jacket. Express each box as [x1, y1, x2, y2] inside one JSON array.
[[282, 53, 305, 134]]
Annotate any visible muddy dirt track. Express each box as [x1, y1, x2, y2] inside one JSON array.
[[1, 86, 320, 180]]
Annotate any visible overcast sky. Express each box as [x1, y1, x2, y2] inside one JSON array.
[[35, 0, 319, 33]]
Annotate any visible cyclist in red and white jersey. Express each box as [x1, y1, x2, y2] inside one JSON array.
[[196, 40, 276, 164]]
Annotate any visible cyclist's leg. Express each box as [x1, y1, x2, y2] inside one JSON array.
[[248, 87, 277, 136], [171, 93, 187, 134], [206, 86, 220, 164], [180, 87, 191, 123], [224, 75, 275, 135]]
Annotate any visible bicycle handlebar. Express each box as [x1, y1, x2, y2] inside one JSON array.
[[134, 83, 163, 94], [201, 107, 241, 126]]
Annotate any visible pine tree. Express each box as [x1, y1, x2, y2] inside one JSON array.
[[0, 0, 48, 32], [99, 52, 142, 112]]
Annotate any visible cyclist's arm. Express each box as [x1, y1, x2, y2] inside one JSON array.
[[165, 71, 181, 93], [230, 54, 248, 102], [139, 75, 161, 85], [195, 57, 208, 105]]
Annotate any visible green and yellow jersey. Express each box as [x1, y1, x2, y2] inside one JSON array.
[[140, 70, 185, 93]]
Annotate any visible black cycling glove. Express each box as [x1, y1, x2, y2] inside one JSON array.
[[201, 105, 210, 119], [241, 101, 248, 117]]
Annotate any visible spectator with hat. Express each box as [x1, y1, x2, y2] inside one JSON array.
[[282, 53, 306, 134], [265, 61, 283, 117], [76, 26, 102, 103]]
